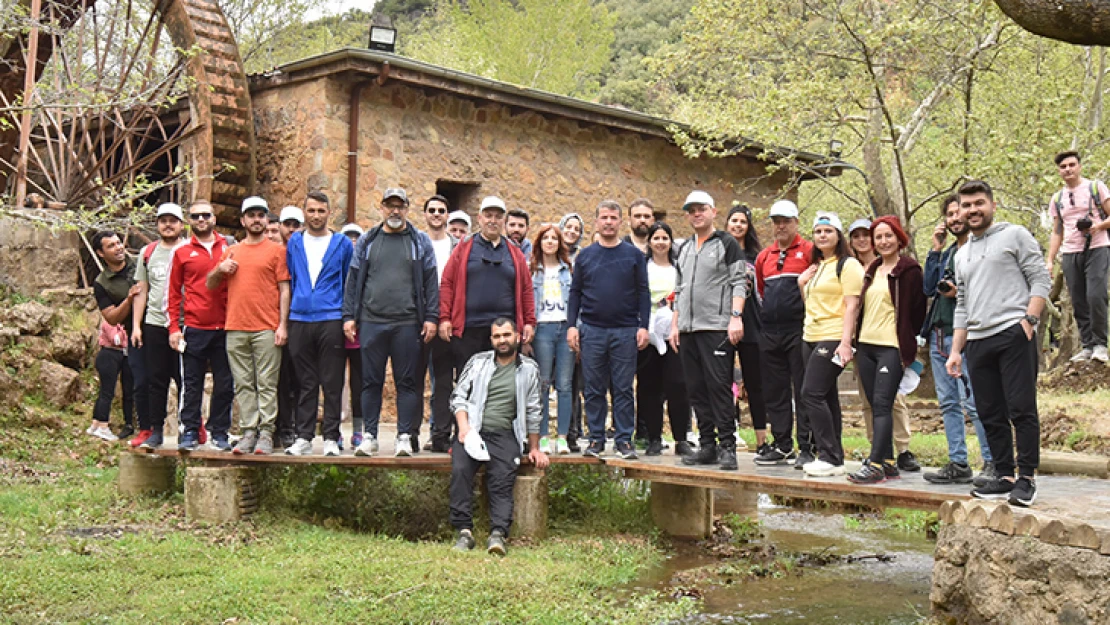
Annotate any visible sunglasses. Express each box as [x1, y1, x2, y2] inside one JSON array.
[[189, 213, 213, 220], [426, 207, 448, 215], [777, 248, 788, 270]]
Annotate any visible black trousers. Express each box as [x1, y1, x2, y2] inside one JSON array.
[[452, 326, 493, 373], [346, 347, 363, 431], [680, 331, 737, 449], [801, 340, 844, 465], [568, 360, 584, 441], [759, 329, 811, 452], [735, 341, 768, 431], [636, 346, 691, 442], [965, 323, 1040, 477], [276, 345, 298, 441], [449, 430, 520, 536], [855, 343, 903, 464], [141, 323, 181, 432], [180, 327, 233, 437], [94, 347, 133, 425], [420, 335, 457, 444], [288, 320, 345, 442]]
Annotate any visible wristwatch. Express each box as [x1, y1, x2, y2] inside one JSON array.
[[1023, 314, 1039, 327], [731, 309, 743, 318]]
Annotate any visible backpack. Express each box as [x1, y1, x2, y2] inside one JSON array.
[[1052, 181, 1108, 223]]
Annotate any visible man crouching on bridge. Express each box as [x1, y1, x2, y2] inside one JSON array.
[[449, 318, 549, 555]]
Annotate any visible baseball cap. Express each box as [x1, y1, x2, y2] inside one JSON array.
[[848, 218, 872, 234], [241, 196, 268, 213], [155, 203, 184, 221], [447, 210, 471, 227], [769, 200, 799, 219], [340, 223, 364, 237], [479, 196, 507, 212], [682, 190, 715, 211], [463, 429, 490, 462], [812, 211, 843, 232], [279, 206, 304, 224], [383, 188, 409, 205]]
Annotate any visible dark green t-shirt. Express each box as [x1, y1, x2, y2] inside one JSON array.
[[481, 361, 516, 433]]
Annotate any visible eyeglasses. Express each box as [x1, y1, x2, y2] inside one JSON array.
[[776, 248, 788, 270], [189, 213, 213, 220], [426, 208, 448, 215]]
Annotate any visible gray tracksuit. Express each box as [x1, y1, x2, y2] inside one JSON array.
[[450, 350, 542, 452], [674, 230, 748, 332]]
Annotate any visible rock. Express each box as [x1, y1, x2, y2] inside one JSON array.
[[3, 301, 56, 335], [51, 329, 92, 370], [40, 287, 95, 310], [0, 326, 19, 348], [36, 360, 80, 407], [19, 336, 53, 361]]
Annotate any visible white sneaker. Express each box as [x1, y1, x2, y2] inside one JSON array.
[[369, 435, 380, 453], [88, 426, 118, 442], [548, 438, 559, 455], [803, 459, 846, 477], [284, 438, 313, 456], [1092, 346, 1109, 362], [395, 433, 412, 457], [1071, 348, 1093, 362], [540, 436, 550, 453], [323, 440, 341, 457], [354, 438, 375, 457], [557, 437, 570, 455]]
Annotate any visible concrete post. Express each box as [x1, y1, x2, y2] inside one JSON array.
[[512, 473, 548, 539], [118, 452, 176, 495], [713, 485, 759, 517], [184, 466, 260, 523], [650, 482, 714, 538]]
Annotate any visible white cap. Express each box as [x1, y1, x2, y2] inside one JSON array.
[[848, 218, 872, 234], [279, 206, 304, 224], [241, 196, 268, 213], [899, 360, 925, 395], [340, 223, 364, 236], [682, 190, 715, 211], [479, 196, 507, 212], [812, 211, 843, 232], [447, 210, 472, 227], [463, 429, 490, 461], [769, 200, 799, 219], [155, 203, 184, 221]]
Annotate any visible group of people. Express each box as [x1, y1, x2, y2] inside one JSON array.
[[89, 156, 1099, 549]]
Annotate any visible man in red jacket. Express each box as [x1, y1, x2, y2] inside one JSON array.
[[438, 196, 536, 374], [168, 200, 234, 451]]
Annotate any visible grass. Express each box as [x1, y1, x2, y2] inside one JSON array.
[[843, 508, 939, 536]]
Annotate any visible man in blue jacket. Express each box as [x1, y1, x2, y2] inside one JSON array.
[[343, 188, 439, 457], [285, 191, 353, 456]]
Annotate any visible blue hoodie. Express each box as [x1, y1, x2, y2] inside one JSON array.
[[286, 231, 353, 322]]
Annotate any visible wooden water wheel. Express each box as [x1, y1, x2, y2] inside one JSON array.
[[0, 0, 256, 226]]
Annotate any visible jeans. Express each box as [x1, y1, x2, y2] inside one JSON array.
[[579, 323, 638, 445], [532, 321, 574, 437], [359, 322, 423, 439], [226, 330, 281, 433], [929, 331, 992, 465], [965, 324, 1038, 477], [1061, 246, 1109, 349], [93, 347, 132, 425]]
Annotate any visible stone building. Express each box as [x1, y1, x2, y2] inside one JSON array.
[[249, 48, 830, 234]]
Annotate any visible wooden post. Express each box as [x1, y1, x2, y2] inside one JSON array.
[[14, 0, 43, 210]]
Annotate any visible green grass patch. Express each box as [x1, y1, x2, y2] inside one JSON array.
[[843, 507, 939, 536]]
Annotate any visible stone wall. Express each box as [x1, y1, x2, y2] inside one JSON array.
[[0, 215, 81, 294], [253, 75, 797, 237]]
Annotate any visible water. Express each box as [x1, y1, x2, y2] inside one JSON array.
[[634, 498, 935, 624]]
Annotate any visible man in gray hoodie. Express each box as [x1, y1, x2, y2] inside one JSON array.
[[946, 180, 1051, 508]]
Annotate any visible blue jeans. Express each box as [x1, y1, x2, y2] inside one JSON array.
[[533, 321, 574, 437], [579, 323, 637, 445], [930, 331, 992, 465], [359, 322, 422, 439]]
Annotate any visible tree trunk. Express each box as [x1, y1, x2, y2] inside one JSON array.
[[995, 0, 1110, 46]]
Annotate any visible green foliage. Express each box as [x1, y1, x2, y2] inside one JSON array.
[[547, 465, 654, 534], [595, 0, 694, 114], [241, 8, 374, 73], [403, 0, 616, 98]]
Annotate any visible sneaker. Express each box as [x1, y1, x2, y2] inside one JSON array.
[[337, 437, 344, 451], [88, 425, 118, 442], [128, 429, 153, 448], [487, 529, 507, 556], [682, 444, 719, 466], [794, 449, 815, 470], [410, 434, 420, 455], [567, 436, 581, 453], [209, 434, 232, 452], [430, 438, 451, 453], [615, 441, 638, 460], [846, 461, 885, 483], [284, 438, 313, 456], [1093, 345, 1109, 363], [233, 430, 258, 455], [117, 424, 135, 441], [754, 446, 791, 466], [924, 462, 974, 485], [198, 422, 207, 445], [178, 430, 200, 451], [718, 447, 738, 471], [395, 433, 413, 457], [453, 529, 476, 551], [645, 440, 663, 456], [540, 437, 551, 454], [323, 440, 341, 457], [882, 461, 901, 480], [755, 442, 772, 457], [279, 434, 297, 449], [139, 431, 164, 450], [1008, 476, 1037, 507], [973, 461, 998, 488], [355, 437, 375, 457], [897, 450, 921, 472], [803, 459, 847, 477], [583, 441, 604, 458], [556, 437, 570, 455], [547, 438, 559, 455], [254, 431, 274, 455], [674, 441, 695, 457], [422, 440, 433, 451], [1070, 347, 1093, 362], [351, 432, 364, 449], [971, 476, 1015, 500]]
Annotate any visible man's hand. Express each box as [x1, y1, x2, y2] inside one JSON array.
[[343, 320, 357, 344], [458, 424, 471, 446], [438, 321, 453, 343], [567, 326, 580, 353], [528, 447, 550, 469], [169, 331, 183, 352], [522, 324, 534, 344], [945, 352, 963, 378], [1046, 258, 1054, 276], [422, 321, 437, 343], [668, 324, 680, 351], [131, 326, 143, 348], [127, 283, 143, 300], [217, 258, 238, 276], [727, 316, 744, 345], [932, 223, 947, 252], [636, 328, 649, 350], [1020, 318, 1035, 340], [275, 323, 288, 346]]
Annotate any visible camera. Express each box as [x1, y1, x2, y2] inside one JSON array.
[[1077, 216, 1094, 232], [937, 269, 956, 295]]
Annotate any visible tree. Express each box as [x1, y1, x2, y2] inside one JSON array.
[[994, 0, 1110, 46], [243, 8, 373, 73], [403, 0, 616, 98], [223, 0, 330, 72]]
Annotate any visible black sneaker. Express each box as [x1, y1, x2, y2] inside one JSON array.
[[682, 444, 719, 466], [674, 441, 695, 457], [971, 476, 1014, 500], [1008, 476, 1037, 507], [453, 529, 475, 552], [924, 462, 973, 485], [429, 438, 451, 453], [645, 440, 663, 456], [615, 441, 638, 460], [583, 441, 604, 458], [847, 461, 886, 484], [755, 442, 772, 457], [754, 446, 790, 466], [279, 434, 297, 449], [566, 436, 581, 453], [718, 447, 738, 471], [117, 424, 135, 441], [487, 529, 507, 556], [882, 461, 901, 480], [972, 461, 997, 488], [178, 430, 200, 451], [794, 449, 815, 470], [897, 450, 921, 472], [139, 431, 164, 450]]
